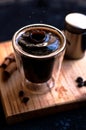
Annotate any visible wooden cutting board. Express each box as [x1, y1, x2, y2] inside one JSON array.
[[0, 41, 86, 124]]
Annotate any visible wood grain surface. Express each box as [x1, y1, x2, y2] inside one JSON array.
[[0, 41, 86, 124]]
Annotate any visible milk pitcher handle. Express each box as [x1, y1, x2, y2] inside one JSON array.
[[82, 32, 86, 52]]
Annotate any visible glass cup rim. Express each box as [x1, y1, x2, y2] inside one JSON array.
[[12, 23, 66, 59]]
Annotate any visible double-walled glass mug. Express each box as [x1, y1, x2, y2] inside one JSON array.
[[12, 24, 66, 94]]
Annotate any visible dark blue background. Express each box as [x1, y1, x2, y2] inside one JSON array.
[[0, 0, 86, 130], [0, 0, 86, 41]]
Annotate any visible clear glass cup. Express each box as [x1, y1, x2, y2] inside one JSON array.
[[12, 24, 66, 94]]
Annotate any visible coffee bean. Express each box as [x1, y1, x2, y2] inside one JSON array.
[[22, 97, 29, 104], [76, 77, 83, 83], [77, 82, 84, 88], [75, 77, 86, 88], [18, 90, 24, 97], [84, 81, 86, 86]]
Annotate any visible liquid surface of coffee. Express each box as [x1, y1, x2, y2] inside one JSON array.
[[16, 27, 61, 56]]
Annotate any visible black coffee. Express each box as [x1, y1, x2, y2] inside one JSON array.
[[17, 28, 61, 56], [16, 27, 62, 83]]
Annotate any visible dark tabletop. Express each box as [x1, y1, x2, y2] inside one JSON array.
[[0, 0, 86, 130]]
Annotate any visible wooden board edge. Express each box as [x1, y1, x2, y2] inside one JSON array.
[[6, 99, 86, 124]]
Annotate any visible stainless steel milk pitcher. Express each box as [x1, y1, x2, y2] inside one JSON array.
[[64, 13, 86, 59]]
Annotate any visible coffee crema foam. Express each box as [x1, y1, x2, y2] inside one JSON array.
[[16, 27, 62, 56]]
